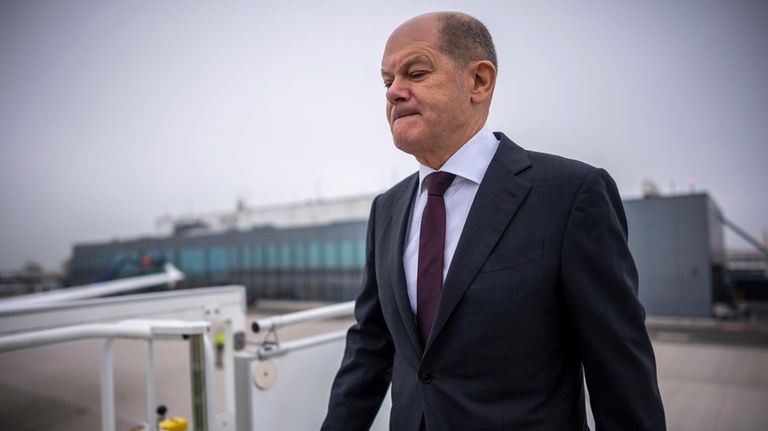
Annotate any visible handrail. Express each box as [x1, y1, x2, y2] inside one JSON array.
[[0, 324, 151, 352], [0, 319, 211, 431], [251, 301, 355, 333], [0, 263, 185, 313], [0, 319, 207, 353], [257, 329, 349, 359]]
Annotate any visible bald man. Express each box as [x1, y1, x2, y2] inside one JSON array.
[[322, 12, 665, 431]]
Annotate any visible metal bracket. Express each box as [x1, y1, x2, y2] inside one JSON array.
[[257, 323, 281, 360]]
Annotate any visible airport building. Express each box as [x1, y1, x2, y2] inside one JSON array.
[[69, 196, 374, 304], [624, 193, 726, 317]]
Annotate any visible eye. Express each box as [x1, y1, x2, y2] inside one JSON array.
[[383, 81, 392, 89], [410, 70, 428, 79]]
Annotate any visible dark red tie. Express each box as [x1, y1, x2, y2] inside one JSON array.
[[417, 171, 456, 346]]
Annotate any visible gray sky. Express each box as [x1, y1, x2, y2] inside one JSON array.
[[1, 0, 767, 271]]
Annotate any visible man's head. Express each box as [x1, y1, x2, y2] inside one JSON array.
[[381, 12, 497, 169]]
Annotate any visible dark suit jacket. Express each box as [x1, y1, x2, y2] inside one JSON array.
[[322, 133, 666, 430]]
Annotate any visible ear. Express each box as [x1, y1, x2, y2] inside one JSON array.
[[469, 60, 496, 104]]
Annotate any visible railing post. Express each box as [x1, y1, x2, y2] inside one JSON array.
[[100, 338, 116, 431], [189, 333, 208, 431], [146, 339, 157, 431], [203, 334, 217, 428]]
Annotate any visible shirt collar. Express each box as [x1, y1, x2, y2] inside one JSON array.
[[417, 124, 500, 191]]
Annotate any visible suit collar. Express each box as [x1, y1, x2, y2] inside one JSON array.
[[424, 132, 533, 353]]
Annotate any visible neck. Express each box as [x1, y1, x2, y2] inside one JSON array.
[[416, 117, 486, 169]]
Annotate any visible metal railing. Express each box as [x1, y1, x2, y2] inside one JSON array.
[[0, 319, 212, 431], [250, 300, 354, 360], [251, 301, 354, 333], [0, 263, 184, 313], [236, 300, 384, 431]]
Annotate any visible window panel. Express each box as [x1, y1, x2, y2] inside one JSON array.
[[209, 246, 228, 280], [293, 242, 305, 270], [356, 239, 366, 267], [180, 248, 206, 277], [242, 246, 252, 269], [308, 242, 321, 269], [279, 243, 291, 270], [340, 239, 355, 268], [267, 244, 279, 269], [323, 240, 339, 268], [252, 245, 263, 269]]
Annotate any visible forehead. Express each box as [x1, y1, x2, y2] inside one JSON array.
[[381, 19, 442, 72]]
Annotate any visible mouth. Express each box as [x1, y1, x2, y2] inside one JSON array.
[[392, 109, 419, 124]]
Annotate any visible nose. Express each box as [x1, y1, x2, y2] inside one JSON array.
[[386, 77, 409, 105]]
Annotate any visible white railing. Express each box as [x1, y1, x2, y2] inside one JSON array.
[[256, 329, 349, 360], [236, 301, 391, 431], [250, 301, 354, 334], [0, 286, 247, 431], [0, 263, 184, 313], [0, 319, 212, 431]]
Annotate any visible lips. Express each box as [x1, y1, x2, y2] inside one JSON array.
[[391, 107, 419, 123]]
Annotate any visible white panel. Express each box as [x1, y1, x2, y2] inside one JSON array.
[[245, 338, 390, 430]]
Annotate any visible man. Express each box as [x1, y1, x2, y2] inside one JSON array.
[[323, 11, 665, 431]]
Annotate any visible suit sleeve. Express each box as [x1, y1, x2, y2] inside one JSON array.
[[560, 168, 666, 430], [321, 195, 394, 430]]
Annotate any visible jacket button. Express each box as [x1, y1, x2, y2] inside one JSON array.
[[419, 371, 433, 383]]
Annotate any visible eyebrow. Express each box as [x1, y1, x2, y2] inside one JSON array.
[[381, 54, 433, 77]]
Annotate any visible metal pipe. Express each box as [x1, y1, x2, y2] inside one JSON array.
[[251, 301, 354, 333], [203, 334, 216, 429], [0, 263, 185, 313], [101, 339, 116, 431], [189, 334, 208, 431], [146, 339, 157, 431], [258, 329, 349, 360], [719, 216, 768, 257], [223, 323, 236, 419], [0, 324, 152, 353], [0, 319, 210, 430]]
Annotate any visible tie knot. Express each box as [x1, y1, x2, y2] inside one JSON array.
[[427, 171, 456, 197]]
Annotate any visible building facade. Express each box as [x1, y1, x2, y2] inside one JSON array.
[[70, 196, 374, 304], [624, 193, 726, 317]]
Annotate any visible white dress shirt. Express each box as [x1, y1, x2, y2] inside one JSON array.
[[403, 125, 500, 314]]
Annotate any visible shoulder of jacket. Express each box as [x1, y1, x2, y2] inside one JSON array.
[[524, 150, 601, 185], [375, 172, 417, 206]]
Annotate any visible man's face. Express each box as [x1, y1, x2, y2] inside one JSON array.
[[381, 18, 473, 161]]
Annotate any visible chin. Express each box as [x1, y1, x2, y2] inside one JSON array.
[[391, 125, 424, 155], [392, 134, 422, 157]]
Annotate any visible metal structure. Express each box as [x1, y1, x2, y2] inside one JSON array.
[[235, 301, 391, 431], [251, 301, 354, 333], [624, 193, 726, 317], [0, 263, 183, 313], [0, 285, 247, 430], [0, 318, 210, 431]]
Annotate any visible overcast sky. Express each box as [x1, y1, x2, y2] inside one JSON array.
[[1, 0, 766, 271]]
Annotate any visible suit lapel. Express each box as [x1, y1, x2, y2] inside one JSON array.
[[387, 174, 423, 356], [425, 134, 532, 352]]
